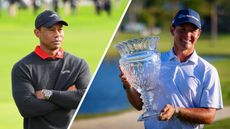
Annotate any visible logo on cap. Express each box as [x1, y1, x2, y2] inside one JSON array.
[[35, 10, 68, 29], [178, 14, 200, 22], [172, 8, 201, 29], [49, 14, 58, 18]]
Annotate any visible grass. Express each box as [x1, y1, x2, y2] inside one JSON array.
[[212, 60, 230, 105], [0, 1, 129, 129], [204, 118, 230, 129]]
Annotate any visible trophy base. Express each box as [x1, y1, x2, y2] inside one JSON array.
[[137, 110, 159, 121]]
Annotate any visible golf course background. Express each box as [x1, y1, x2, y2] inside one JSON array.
[[0, 1, 129, 129]]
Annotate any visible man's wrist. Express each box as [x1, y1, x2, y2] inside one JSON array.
[[174, 107, 180, 117]]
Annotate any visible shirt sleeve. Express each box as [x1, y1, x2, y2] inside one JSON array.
[[49, 59, 91, 109], [12, 63, 59, 118], [200, 67, 223, 109]]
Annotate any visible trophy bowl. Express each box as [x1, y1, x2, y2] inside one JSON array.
[[115, 36, 161, 121]]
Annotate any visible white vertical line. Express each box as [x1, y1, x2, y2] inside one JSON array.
[[67, 0, 132, 129]]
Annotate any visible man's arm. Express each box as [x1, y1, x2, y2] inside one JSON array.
[[119, 66, 143, 110], [177, 107, 216, 124], [12, 64, 59, 118], [159, 104, 216, 124], [47, 59, 91, 109], [49, 88, 86, 109]]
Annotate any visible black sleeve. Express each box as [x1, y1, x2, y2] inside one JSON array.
[[49, 59, 91, 109], [12, 64, 59, 118]]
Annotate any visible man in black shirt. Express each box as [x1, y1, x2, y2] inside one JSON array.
[[12, 10, 91, 129]]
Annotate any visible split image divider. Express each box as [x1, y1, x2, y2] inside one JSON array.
[[67, 0, 133, 129]]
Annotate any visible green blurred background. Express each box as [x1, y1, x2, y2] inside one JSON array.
[[0, 0, 129, 128]]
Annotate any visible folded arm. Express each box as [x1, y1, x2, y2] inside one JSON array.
[[41, 60, 91, 109], [12, 65, 59, 118], [49, 86, 86, 109]]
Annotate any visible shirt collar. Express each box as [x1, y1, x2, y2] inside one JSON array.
[[34, 45, 64, 60], [168, 49, 198, 64], [188, 50, 199, 64], [168, 49, 177, 61]]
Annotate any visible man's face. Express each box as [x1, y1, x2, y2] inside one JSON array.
[[35, 24, 64, 51], [171, 23, 201, 51]]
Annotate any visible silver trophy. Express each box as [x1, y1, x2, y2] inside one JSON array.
[[115, 36, 161, 121]]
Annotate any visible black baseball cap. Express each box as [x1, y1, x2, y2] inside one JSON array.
[[172, 8, 201, 29], [35, 10, 68, 29]]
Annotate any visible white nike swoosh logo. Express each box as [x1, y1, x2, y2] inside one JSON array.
[[49, 14, 58, 18], [61, 70, 70, 74]]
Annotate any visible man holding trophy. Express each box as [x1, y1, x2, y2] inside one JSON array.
[[118, 9, 223, 129]]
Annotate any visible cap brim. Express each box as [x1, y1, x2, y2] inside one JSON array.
[[43, 20, 68, 28]]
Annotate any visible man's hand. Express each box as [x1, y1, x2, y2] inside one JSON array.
[[119, 66, 131, 89], [159, 104, 175, 121], [67, 85, 77, 91], [119, 66, 143, 110], [35, 90, 45, 100]]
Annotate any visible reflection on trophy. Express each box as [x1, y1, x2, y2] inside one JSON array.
[[115, 36, 161, 121]]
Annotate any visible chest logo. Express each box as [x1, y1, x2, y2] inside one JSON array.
[[61, 70, 71, 74]]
